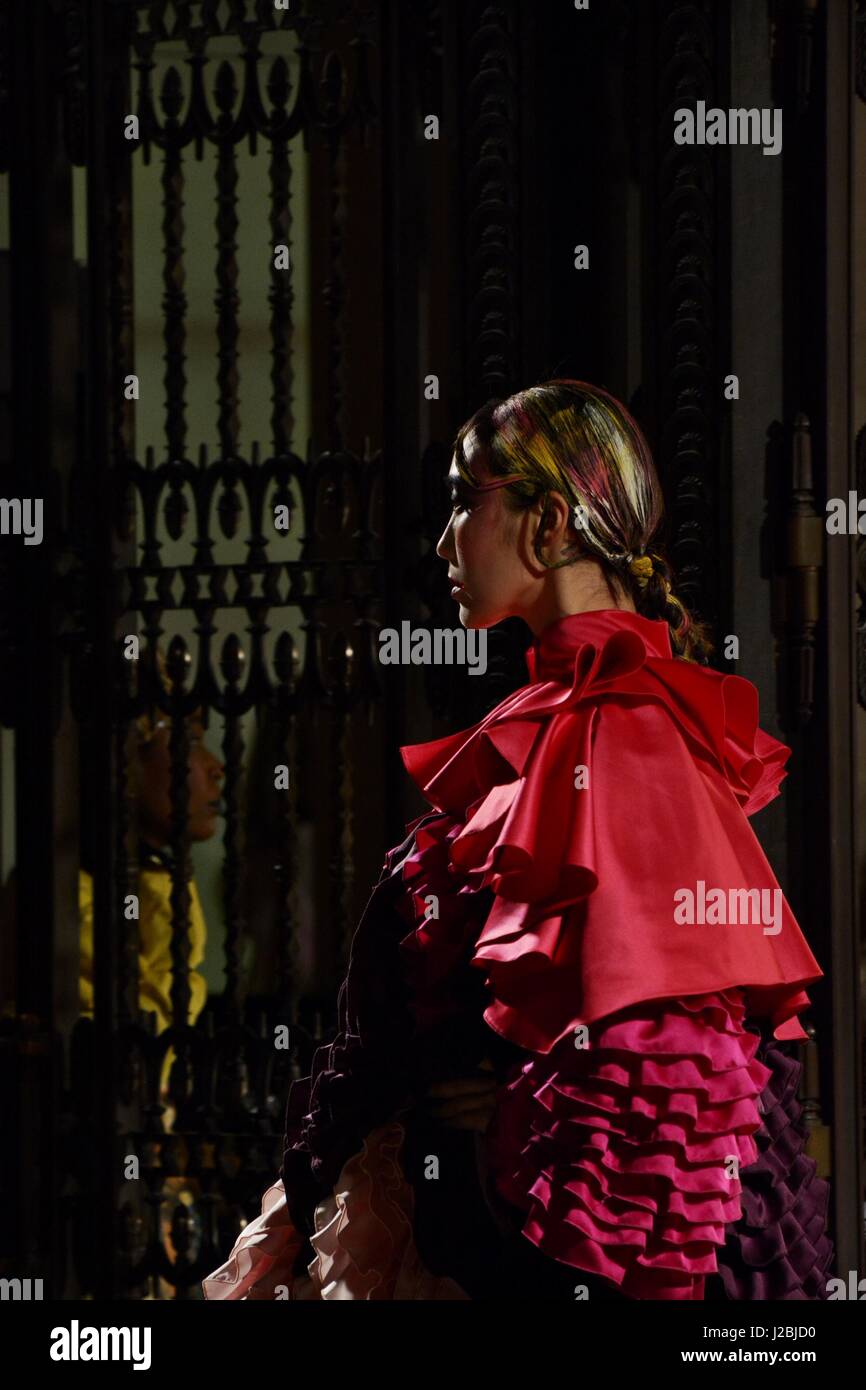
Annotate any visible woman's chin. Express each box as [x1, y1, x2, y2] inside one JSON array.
[[458, 604, 496, 631], [452, 588, 491, 628], [188, 817, 220, 843]]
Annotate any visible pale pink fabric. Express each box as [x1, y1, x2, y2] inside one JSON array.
[[202, 1120, 470, 1301]]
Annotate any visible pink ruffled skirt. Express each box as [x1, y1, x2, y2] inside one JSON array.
[[484, 987, 771, 1299]]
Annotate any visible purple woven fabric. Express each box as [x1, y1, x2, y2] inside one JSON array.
[[716, 1034, 834, 1299]]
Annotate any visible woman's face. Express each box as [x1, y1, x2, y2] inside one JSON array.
[[435, 442, 543, 628], [136, 711, 224, 850]]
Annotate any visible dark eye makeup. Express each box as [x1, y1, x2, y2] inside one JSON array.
[[445, 477, 474, 511]]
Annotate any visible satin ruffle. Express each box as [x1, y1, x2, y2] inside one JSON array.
[[400, 610, 822, 1048], [481, 987, 770, 1300], [396, 809, 495, 1032], [201, 1179, 308, 1301], [203, 1122, 470, 1301]]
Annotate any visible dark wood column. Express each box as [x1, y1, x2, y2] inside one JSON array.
[[5, 0, 80, 1294], [820, 0, 863, 1283]]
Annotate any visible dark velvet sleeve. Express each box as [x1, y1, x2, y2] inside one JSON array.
[[278, 822, 427, 1236]]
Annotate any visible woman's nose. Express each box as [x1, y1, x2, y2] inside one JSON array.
[[435, 514, 454, 561]]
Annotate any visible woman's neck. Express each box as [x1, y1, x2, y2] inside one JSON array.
[[522, 563, 636, 636]]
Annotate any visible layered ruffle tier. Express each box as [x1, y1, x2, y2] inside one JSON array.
[[482, 989, 770, 1300]]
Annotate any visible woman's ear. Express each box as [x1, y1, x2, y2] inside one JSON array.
[[538, 490, 579, 564], [521, 493, 550, 569], [545, 490, 572, 539]]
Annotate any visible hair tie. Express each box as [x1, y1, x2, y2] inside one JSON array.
[[628, 553, 654, 587], [471, 472, 524, 492]]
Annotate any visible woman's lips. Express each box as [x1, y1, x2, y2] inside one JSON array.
[[450, 583, 466, 599]]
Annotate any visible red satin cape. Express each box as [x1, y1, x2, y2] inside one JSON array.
[[399, 609, 822, 1053]]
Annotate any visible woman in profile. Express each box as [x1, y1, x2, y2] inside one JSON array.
[[203, 380, 833, 1301], [79, 649, 224, 1067]]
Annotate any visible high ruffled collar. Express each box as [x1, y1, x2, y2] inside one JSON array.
[[526, 609, 672, 684]]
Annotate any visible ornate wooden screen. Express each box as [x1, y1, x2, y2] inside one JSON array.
[[80, 0, 389, 1300], [3, 0, 394, 1300]]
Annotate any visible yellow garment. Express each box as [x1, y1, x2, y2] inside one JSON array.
[[79, 867, 208, 1093]]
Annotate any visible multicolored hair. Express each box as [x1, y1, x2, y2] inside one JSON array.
[[452, 379, 713, 664]]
